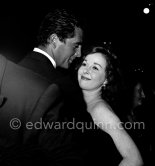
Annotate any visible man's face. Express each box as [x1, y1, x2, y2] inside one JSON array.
[[55, 27, 83, 69]]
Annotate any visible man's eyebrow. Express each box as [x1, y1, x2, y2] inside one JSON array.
[[94, 62, 102, 68]]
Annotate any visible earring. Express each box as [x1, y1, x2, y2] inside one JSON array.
[[102, 83, 106, 88], [103, 80, 107, 86], [102, 81, 107, 89]]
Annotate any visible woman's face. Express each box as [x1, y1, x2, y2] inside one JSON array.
[[78, 53, 107, 91], [133, 83, 145, 107]]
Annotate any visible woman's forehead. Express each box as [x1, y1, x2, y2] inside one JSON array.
[[85, 53, 106, 64]]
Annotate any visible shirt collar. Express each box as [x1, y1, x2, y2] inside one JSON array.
[[33, 47, 56, 68]]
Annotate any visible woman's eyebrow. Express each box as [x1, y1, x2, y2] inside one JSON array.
[[94, 62, 102, 68], [83, 59, 87, 63]]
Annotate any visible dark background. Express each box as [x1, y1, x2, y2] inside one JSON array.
[[0, 0, 154, 74]]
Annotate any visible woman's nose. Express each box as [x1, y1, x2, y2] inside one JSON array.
[[83, 67, 90, 74]]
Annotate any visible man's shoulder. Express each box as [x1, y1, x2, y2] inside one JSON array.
[[0, 54, 62, 112], [1, 55, 58, 98], [10, 57, 50, 87]]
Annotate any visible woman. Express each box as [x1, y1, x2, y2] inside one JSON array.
[[77, 44, 143, 166], [124, 69, 152, 165]]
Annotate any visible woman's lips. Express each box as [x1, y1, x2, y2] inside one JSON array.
[[81, 75, 91, 80]]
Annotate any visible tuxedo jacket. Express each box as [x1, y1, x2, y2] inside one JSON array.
[[19, 51, 77, 92], [0, 54, 65, 165], [19, 51, 61, 81], [19, 51, 88, 162], [19, 51, 88, 165], [19, 51, 85, 116]]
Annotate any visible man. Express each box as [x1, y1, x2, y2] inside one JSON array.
[[19, 8, 84, 114], [19, 7, 84, 121], [18, 8, 87, 165], [19, 8, 83, 81], [0, 54, 63, 165]]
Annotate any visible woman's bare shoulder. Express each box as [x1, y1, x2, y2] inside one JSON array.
[[91, 100, 120, 127]]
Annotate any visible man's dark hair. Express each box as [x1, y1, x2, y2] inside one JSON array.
[[37, 8, 81, 46]]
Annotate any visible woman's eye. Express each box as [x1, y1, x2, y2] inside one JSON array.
[[81, 62, 86, 66], [92, 66, 98, 70]]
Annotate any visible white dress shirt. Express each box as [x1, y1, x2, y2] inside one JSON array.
[[33, 47, 56, 68]]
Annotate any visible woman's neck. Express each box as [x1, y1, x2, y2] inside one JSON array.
[[83, 88, 102, 107]]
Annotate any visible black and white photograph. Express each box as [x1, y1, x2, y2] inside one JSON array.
[[0, 1, 154, 165]]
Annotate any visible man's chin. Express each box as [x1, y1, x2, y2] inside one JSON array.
[[62, 63, 69, 69]]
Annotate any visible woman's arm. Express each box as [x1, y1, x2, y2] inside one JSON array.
[[91, 103, 143, 166]]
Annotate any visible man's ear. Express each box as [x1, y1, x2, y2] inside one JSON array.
[[48, 34, 58, 48]]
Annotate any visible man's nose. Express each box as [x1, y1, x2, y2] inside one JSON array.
[[75, 46, 81, 57]]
